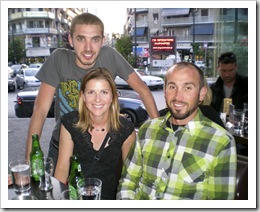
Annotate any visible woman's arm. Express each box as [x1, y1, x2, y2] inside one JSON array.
[[121, 130, 136, 162], [54, 124, 74, 184]]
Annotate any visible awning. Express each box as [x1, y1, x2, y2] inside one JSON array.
[[161, 8, 190, 17], [131, 27, 146, 36], [190, 24, 214, 35], [150, 28, 159, 34]]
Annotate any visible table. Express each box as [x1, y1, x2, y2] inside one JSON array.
[[8, 176, 67, 200]]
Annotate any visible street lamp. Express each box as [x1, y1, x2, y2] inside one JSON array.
[[192, 8, 198, 63], [134, 8, 137, 68]]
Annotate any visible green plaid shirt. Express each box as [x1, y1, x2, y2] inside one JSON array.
[[117, 109, 237, 200]]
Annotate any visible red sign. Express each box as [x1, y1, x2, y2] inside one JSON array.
[[150, 36, 176, 55]]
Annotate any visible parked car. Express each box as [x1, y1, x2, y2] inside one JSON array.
[[29, 63, 43, 69], [14, 88, 148, 126], [16, 68, 41, 89], [195, 61, 206, 70], [8, 67, 14, 78], [115, 69, 164, 90], [206, 77, 218, 86], [8, 76, 16, 92], [11, 64, 28, 77]]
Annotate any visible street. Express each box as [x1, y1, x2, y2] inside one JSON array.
[[8, 88, 165, 165]]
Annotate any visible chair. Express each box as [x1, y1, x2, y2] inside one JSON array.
[[235, 154, 248, 200]]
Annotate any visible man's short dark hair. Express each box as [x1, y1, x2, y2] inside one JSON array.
[[218, 52, 237, 65]]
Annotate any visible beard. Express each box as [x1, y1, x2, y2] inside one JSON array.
[[75, 50, 97, 68], [166, 97, 200, 121]]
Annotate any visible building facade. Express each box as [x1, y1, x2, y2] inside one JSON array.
[[8, 8, 86, 63], [125, 8, 248, 76]]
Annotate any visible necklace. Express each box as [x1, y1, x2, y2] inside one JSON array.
[[92, 126, 105, 132]]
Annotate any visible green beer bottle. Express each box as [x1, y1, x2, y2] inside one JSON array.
[[30, 134, 44, 181], [68, 155, 84, 200]]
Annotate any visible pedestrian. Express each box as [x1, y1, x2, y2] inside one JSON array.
[[210, 52, 248, 113], [55, 67, 136, 200], [25, 13, 158, 171], [117, 62, 237, 200]]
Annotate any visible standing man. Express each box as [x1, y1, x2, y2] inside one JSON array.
[[210, 52, 248, 113], [117, 62, 237, 200], [25, 13, 159, 170]]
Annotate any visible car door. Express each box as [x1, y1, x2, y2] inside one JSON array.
[[16, 69, 24, 88]]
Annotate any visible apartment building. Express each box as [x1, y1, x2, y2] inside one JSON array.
[[8, 8, 86, 62], [126, 8, 248, 74]]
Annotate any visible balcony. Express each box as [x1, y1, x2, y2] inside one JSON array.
[[8, 28, 58, 36], [162, 16, 216, 27], [9, 11, 55, 21]]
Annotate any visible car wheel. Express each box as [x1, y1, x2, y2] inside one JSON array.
[[121, 110, 137, 125]]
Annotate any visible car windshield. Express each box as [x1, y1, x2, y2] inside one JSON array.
[[11, 65, 21, 69], [24, 69, 38, 76]]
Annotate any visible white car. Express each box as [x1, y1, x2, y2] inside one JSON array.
[[16, 68, 41, 89], [195, 61, 206, 70], [8, 67, 14, 78], [115, 69, 164, 90]]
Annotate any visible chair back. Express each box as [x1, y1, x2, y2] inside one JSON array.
[[235, 154, 248, 200]]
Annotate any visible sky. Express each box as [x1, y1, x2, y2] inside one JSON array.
[[88, 8, 127, 36]]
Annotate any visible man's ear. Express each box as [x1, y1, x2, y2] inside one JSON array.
[[199, 86, 207, 102], [68, 34, 73, 48]]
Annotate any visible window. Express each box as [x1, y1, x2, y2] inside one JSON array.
[[32, 37, 40, 47], [38, 21, 44, 28], [27, 21, 33, 28], [223, 8, 228, 15], [201, 9, 208, 16], [153, 13, 158, 20]]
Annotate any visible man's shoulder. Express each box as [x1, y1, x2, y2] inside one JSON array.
[[53, 48, 74, 55]]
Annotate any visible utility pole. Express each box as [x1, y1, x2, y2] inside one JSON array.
[[192, 9, 196, 63], [134, 8, 137, 68]]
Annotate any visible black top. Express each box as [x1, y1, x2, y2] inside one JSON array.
[[61, 110, 135, 200], [210, 74, 248, 112]]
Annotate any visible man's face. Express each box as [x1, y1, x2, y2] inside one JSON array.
[[164, 66, 206, 125], [217, 63, 237, 84], [69, 24, 105, 69]]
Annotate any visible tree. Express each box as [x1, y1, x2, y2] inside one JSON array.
[[8, 37, 25, 64], [114, 34, 133, 64]]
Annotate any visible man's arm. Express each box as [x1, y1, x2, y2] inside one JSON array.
[[207, 136, 237, 200], [126, 72, 159, 119], [117, 140, 142, 200], [25, 82, 56, 160]]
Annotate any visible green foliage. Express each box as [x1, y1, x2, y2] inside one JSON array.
[[8, 37, 25, 64], [114, 35, 134, 66]]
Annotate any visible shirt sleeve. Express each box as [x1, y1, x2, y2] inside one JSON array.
[[207, 135, 237, 200], [116, 139, 143, 200]]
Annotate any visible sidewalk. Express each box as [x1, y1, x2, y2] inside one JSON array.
[[8, 118, 56, 165]]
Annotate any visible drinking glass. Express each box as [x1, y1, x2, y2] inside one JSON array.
[[77, 178, 102, 200], [9, 159, 31, 195], [233, 109, 245, 136], [60, 189, 80, 200], [36, 157, 54, 191]]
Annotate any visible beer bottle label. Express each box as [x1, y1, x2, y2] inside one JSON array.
[[77, 164, 81, 172], [31, 158, 44, 181], [69, 184, 77, 200]]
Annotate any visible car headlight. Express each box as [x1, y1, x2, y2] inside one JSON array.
[[140, 103, 146, 110]]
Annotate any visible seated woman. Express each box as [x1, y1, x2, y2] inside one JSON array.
[[54, 67, 136, 200]]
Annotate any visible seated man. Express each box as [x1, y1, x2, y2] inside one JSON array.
[[117, 62, 237, 200], [210, 52, 248, 113]]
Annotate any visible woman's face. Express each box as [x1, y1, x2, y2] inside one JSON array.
[[81, 79, 112, 118]]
